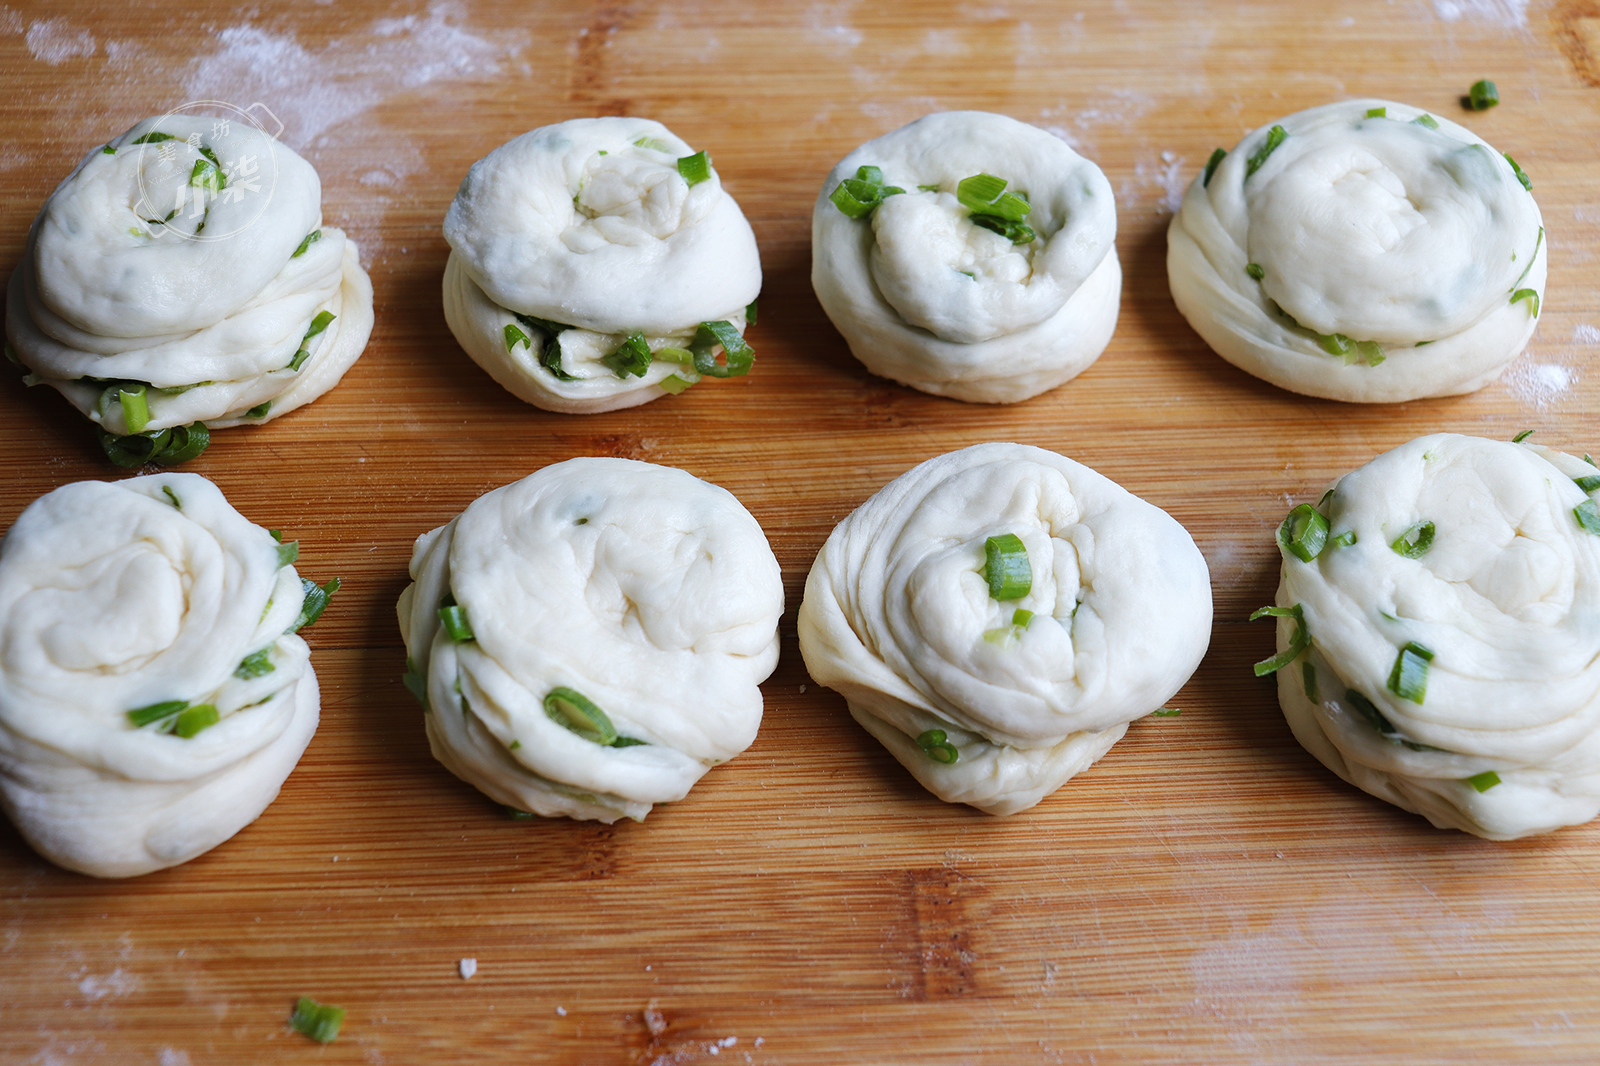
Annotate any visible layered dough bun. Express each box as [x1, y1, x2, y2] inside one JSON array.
[[798, 443, 1211, 815], [442, 117, 763, 414], [1169, 99, 1546, 403], [397, 457, 783, 822], [0, 474, 335, 877], [1263, 434, 1600, 839], [811, 111, 1120, 404], [4, 115, 373, 462]]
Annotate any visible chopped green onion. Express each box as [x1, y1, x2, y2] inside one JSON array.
[[658, 374, 696, 395], [1345, 688, 1396, 734], [633, 136, 671, 152], [1250, 603, 1310, 676], [829, 165, 904, 219], [290, 310, 337, 370], [676, 150, 711, 186], [971, 215, 1036, 244], [1387, 641, 1434, 704], [916, 728, 959, 764], [1576, 474, 1600, 493], [401, 657, 428, 708], [290, 997, 345, 1044], [504, 806, 536, 820], [1202, 147, 1227, 186], [1504, 153, 1532, 191], [1245, 125, 1287, 178], [956, 173, 1031, 221], [1390, 521, 1435, 558], [983, 533, 1032, 601], [1574, 499, 1600, 536], [1510, 287, 1540, 317], [126, 700, 187, 728], [1355, 340, 1385, 367], [1317, 333, 1353, 357], [173, 703, 219, 738], [269, 529, 283, 542], [857, 165, 884, 184], [235, 649, 275, 679], [1467, 79, 1499, 110], [438, 597, 474, 642], [504, 323, 532, 352], [544, 687, 619, 746], [292, 230, 322, 258], [98, 422, 209, 467], [1412, 113, 1440, 130], [101, 144, 117, 154], [1328, 530, 1358, 548], [1011, 608, 1033, 627], [745, 299, 758, 325], [130, 131, 177, 144], [1513, 226, 1544, 288], [276, 540, 300, 568], [1464, 770, 1502, 793], [1365, 106, 1387, 118], [246, 401, 272, 419], [189, 157, 223, 193], [1302, 661, 1318, 702], [117, 384, 151, 435], [917, 183, 940, 192], [690, 320, 754, 378], [602, 331, 653, 379], [506, 739, 521, 751], [1512, 429, 1536, 443], [1245, 263, 1265, 280], [1150, 707, 1183, 717], [292, 577, 340, 632], [1277, 503, 1330, 562], [162, 485, 182, 509]]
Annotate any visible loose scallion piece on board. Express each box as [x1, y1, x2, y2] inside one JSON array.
[[1467, 79, 1499, 110], [290, 997, 346, 1044]]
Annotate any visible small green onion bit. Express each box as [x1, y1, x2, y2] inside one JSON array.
[[983, 534, 1032, 601], [1151, 707, 1182, 717], [289, 310, 337, 371], [1302, 661, 1318, 702], [1345, 688, 1397, 735], [1328, 530, 1358, 548], [1504, 153, 1532, 191], [1412, 113, 1440, 130], [101, 144, 117, 154], [1467, 79, 1499, 110], [1245, 263, 1265, 280], [971, 214, 1036, 244], [438, 597, 475, 642], [126, 700, 188, 728], [246, 401, 272, 419], [1510, 287, 1540, 318], [1277, 503, 1330, 562], [98, 421, 209, 467], [1574, 498, 1600, 536], [1245, 125, 1287, 178], [676, 150, 711, 186], [1355, 340, 1385, 367], [1512, 429, 1536, 443], [1203, 147, 1227, 186], [131, 131, 177, 145], [290, 996, 346, 1044], [744, 298, 758, 325], [276, 539, 300, 568], [602, 331, 653, 379], [1390, 521, 1435, 558], [1464, 770, 1502, 793], [117, 384, 151, 435], [292, 230, 322, 258], [1387, 641, 1434, 704], [1011, 608, 1033, 627], [1317, 333, 1353, 357], [504, 323, 532, 352], [504, 805, 537, 820], [234, 648, 275, 679], [829, 164, 905, 219], [173, 703, 219, 738], [690, 320, 754, 378], [1249, 604, 1310, 676], [658, 374, 696, 395], [1575, 474, 1600, 493], [1365, 106, 1387, 119], [401, 656, 428, 709], [956, 173, 1031, 221], [188, 157, 223, 193], [544, 687, 620, 746], [292, 576, 340, 632], [916, 728, 960, 764]]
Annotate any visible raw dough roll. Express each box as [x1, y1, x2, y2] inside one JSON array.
[[811, 111, 1120, 404], [1261, 434, 1600, 839], [0, 473, 335, 877], [797, 443, 1212, 815], [1168, 99, 1546, 402], [4, 115, 374, 461], [442, 117, 762, 413], [397, 457, 783, 822]]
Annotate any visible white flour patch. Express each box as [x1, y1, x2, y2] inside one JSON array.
[[1573, 323, 1600, 345], [806, 3, 863, 48], [1504, 359, 1575, 411], [1431, 0, 1529, 27], [1038, 89, 1155, 156], [78, 967, 139, 1001], [26, 17, 96, 63], [159, 1050, 193, 1066], [1119, 150, 1186, 214]]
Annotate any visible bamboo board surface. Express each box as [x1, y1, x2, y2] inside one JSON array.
[[4, 1, 1600, 1062]]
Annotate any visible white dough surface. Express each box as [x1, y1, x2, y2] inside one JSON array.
[[1168, 99, 1546, 402], [811, 111, 1120, 404], [797, 443, 1212, 815], [0, 474, 321, 877], [397, 457, 783, 822]]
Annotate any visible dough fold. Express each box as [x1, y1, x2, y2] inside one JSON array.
[[398, 457, 783, 822], [4, 115, 374, 443], [797, 443, 1212, 814], [1266, 434, 1600, 838], [811, 111, 1120, 404], [1168, 99, 1545, 402], [0, 474, 327, 876], [442, 117, 762, 413]]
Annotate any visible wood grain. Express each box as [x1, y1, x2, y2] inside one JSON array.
[[4, 1, 1600, 1062]]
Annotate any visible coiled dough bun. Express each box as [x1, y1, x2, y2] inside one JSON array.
[[811, 111, 1121, 404], [397, 457, 783, 822], [4, 114, 373, 442], [442, 117, 763, 413], [798, 443, 1211, 815], [1266, 433, 1600, 839], [0, 474, 328, 877], [1168, 99, 1545, 402]]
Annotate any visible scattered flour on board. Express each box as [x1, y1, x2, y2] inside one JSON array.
[[77, 967, 139, 1001], [1431, 0, 1529, 27], [1119, 150, 1186, 214], [159, 1049, 193, 1066], [25, 17, 96, 64], [1503, 323, 1593, 410]]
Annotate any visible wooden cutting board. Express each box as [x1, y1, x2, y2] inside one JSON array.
[[5, 1, 1600, 1062]]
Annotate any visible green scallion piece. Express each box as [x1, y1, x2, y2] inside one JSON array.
[[101, 144, 117, 154], [983, 533, 1032, 601], [1011, 608, 1033, 627], [438, 599, 474, 642], [971, 215, 1036, 244], [99, 422, 209, 467], [602, 331, 653, 379], [1151, 707, 1183, 717], [1245, 125, 1287, 178], [1250, 603, 1310, 676], [916, 728, 959, 764], [292, 577, 340, 632], [1510, 287, 1540, 317], [857, 165, 884, 184], [1512, 429, 1536, 443], [676, 150, 711, 186], [189, 157, 222, 193], [1412, 113, 1440, 130], [117, 384, 151, 435], [401, 657, 428, 708], [658, 374, 696, 395], [173, 703, 219, 738], [1328, 530, 1357, 548], [633, 136, 671, 152], [1467, 79, 1499, 110], [290, 997, 346, 1044], [1277, 503, 1330, 562], [130, 131, 177, 145], [1317, 333, 1353, 357], [745, 299, 758, 325], [690, 320, 754, 378], [1345, 688, 1397, 734], [1355, 340, 1385, 367], [1464, 770, 1502, 793], [1504, 153, 1532, 191], [544, 687, 619, 746], [613, 735, 648, 747], [956, 173, 1030, 222], [1202, 147, 1227, 186], [127, 700, 187, 728], [1390, 521, 1435, 558], [1387, 641, 1434, 704], [1245, 263, 1265, 280], [1575, 474, 1600, 493], [1365, 107, 1387, 118], [234, 649, 275, 679], [292, 230, 322, 258], [1302, 661, 1318, 702], [829, 165, 903, 220], [276, 540, 300, 568], [162, 485, 182, 509], [504, 806, 536, 820], [246, 401, 272, 419], [504, 323, 531, 352], [1574, 498, 1600, 536]]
